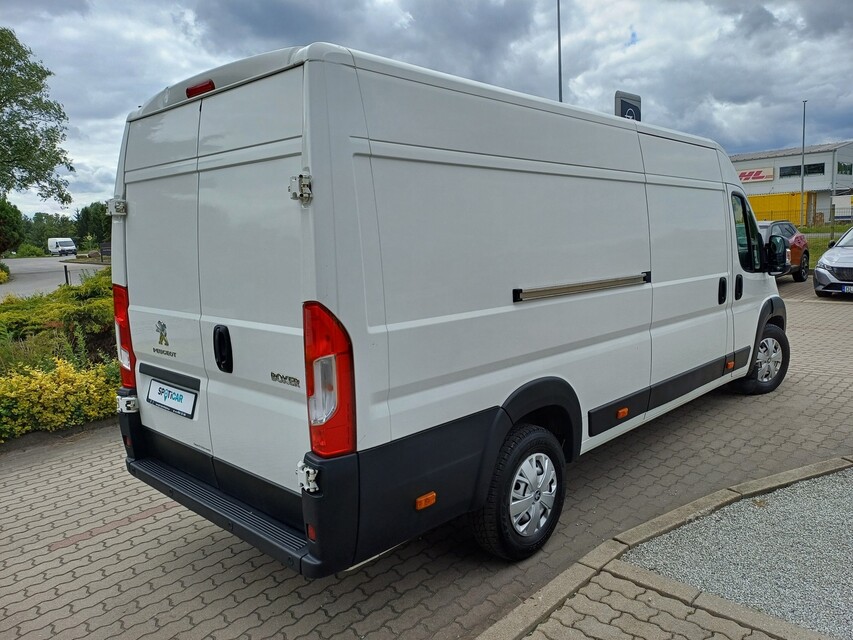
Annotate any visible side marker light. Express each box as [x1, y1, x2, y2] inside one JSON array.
[[415, 491, 437, 511]]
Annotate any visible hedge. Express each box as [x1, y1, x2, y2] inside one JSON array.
[[0, 358, 119, 442]]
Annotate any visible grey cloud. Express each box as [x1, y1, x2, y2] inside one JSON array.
[[1, 0, 89, 22]]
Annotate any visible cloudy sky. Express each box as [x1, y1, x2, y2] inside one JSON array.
[[4, 0, 852, 217]]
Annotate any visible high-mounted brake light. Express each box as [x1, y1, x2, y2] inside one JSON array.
[[186, 79, 215, 99], [303, 302, 355, 457], [113, 285, 137, 389]]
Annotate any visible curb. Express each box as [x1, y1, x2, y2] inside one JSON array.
[[476, 456, 853, 640], [0, 417, 118, 456]]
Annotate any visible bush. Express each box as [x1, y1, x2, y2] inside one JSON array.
[[0, 268, 114, 344], [0, 270, 7, 285], [0, 358, 120, 442], [0, 262, 9, 276], [15, 243, 45, 257]]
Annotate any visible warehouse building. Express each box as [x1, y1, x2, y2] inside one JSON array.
[[730, 141, 853, 223]]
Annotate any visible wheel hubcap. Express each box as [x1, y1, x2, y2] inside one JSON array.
[[509, 452, 557, 537], [756, 337, 783, 382]]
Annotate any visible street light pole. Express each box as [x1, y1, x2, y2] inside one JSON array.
[[557, 0, 563, 102], [800, 99, 807, 226]]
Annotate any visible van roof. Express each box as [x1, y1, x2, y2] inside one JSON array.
[[128, 42, 721, 152]]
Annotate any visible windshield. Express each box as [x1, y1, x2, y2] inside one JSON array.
[[59, 241, 75, 247], [836, 229, 853, 248]]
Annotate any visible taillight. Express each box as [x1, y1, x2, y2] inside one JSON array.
[[186, 79, 215, 98], [113, 285, 137, 389], [303, 302, 355, 457]]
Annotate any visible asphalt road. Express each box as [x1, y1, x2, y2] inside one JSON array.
[[1, 257, 108, 297], [0, 278, 851, 639]]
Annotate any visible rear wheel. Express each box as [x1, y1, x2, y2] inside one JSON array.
[[792, 252, 808, 282], [731, 324, 789, 395], [472, 424, 565, 560]]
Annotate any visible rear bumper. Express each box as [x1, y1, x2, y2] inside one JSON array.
[[118, 405, 358, 579], [119, 388, 502, 579]]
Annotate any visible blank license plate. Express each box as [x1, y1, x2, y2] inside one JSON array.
[[146, 380, 197, 418]]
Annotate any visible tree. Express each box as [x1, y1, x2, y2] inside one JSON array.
[[0, 197, 24, 254], [0, 27, 74, 204], [76, 201, 109, 245], [25, 211, 76, 249]]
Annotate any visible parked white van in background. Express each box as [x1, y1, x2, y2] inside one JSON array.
[[111, 43, 791, 578], [47, 237, 77, 256]]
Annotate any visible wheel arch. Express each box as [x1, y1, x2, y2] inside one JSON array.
[[470, 377, 582, 511]]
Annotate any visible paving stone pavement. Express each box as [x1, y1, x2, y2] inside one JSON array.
[[0, 279, 851, 640]]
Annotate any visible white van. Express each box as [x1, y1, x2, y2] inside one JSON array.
[[111, 44, 791, 578], [47, 237, 77, 256]]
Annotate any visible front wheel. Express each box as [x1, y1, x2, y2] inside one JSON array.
[[471, 424, 565, 560], [730, 324, 789, 395]]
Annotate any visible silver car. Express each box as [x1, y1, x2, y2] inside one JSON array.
[[814, 227, 853, 297]]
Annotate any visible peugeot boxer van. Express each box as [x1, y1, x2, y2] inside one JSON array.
[[111, 43, 791, 578]]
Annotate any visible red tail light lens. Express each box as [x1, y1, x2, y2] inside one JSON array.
[[113, 285, 137, 389], [303, 302, 355, 457], [186, 79, 215, 98]]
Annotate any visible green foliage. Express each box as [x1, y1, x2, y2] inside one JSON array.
[[0, 28, 74, 204], [0, 358, 119, 442], [76, 201, 110, 245], [0, 266, 114, 349], [0, 197, 24, 254], [13, 242, 43, 257], [23, 211, 76, 250], [0, 262, 8, 276], [0, 270, 7, 285]]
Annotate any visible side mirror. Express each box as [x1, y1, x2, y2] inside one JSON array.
[[766, 235, 790, 276], [828, 240, 836, 249]]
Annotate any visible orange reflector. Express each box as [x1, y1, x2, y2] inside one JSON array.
[[306, 524, 317, 541], [616, 407, 629, 420], [415, 491, 437, 511], [186, 79, 216, 98], [726, 360, 735, 370]]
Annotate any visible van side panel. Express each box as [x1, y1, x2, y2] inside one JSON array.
[[356, 68, 653, 444]]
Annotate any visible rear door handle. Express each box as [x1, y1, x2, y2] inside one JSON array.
[[735, 274, 743, 300], [718, 277, 727, 305], [213, 325, 233, 373]]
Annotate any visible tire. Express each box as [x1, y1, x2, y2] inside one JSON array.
[[730, 324, 789, 395], [472, 424, 565, 560], [792, 252, 808, 282]]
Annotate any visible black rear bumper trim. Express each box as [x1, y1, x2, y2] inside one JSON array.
[[127, 457, 319, 575]]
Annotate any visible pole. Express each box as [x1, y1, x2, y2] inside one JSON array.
[[800, 100, 807, 226], [557, 0, 563, 102]]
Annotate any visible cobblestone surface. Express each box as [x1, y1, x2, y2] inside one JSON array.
[[1, 280, 851, 639]]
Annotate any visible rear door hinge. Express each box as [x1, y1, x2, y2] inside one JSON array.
[[108, 198, 128, 216], [117, 394, 139, 414], [289, 173, 312, 206], [296, 460, 319, 493]]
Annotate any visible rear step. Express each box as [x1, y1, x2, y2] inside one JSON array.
[[128, 458, 309, 572]]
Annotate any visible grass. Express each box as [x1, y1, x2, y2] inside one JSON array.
[[799, 222, 852, 235]]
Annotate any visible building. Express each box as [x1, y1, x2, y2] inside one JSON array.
[[730, 141, 853, 223]]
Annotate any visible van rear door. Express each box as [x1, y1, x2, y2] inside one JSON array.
[[124, 103, 212, 454], [196, 69, 310, 496]]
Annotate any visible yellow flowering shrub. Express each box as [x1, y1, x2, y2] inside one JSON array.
[[0, 358, 118, 442], [0, 271, 8, 285]]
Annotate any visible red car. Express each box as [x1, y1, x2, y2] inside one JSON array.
[[758, 221, 809, 282]]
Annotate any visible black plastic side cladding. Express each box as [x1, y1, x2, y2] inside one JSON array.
[[501, 377, 582, 461], [354, 408, 500, 563]]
